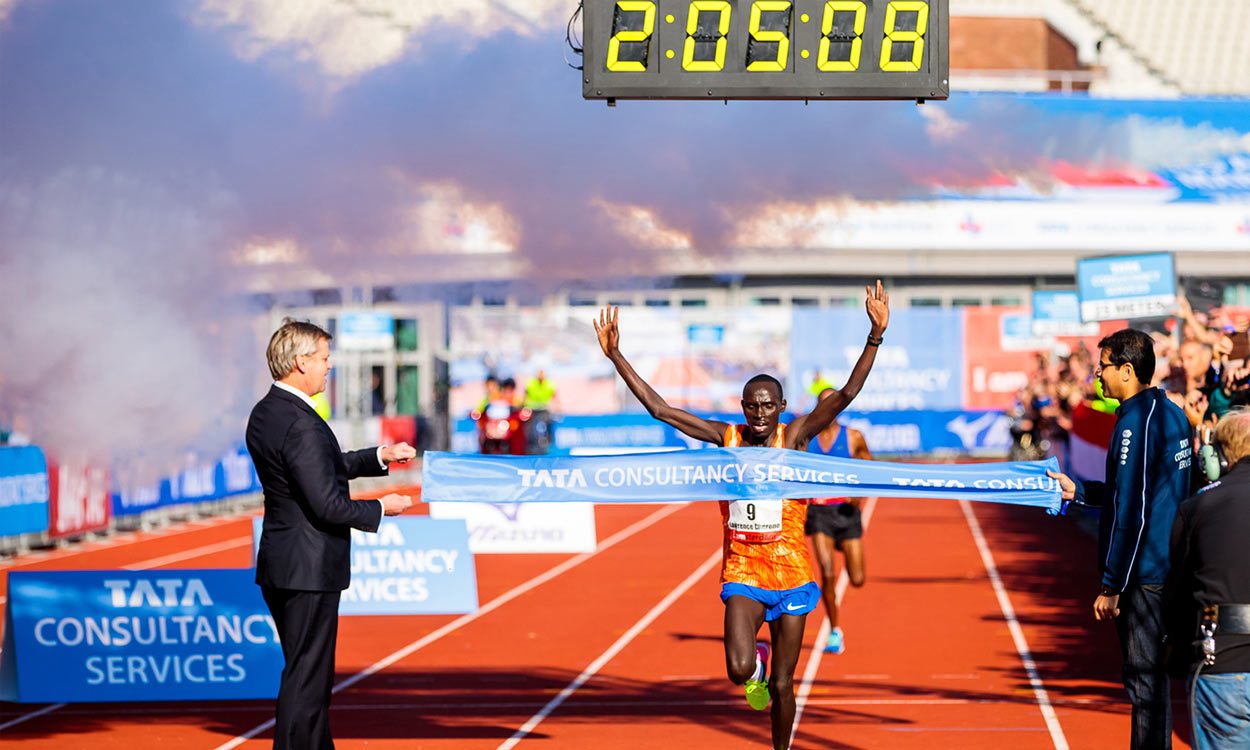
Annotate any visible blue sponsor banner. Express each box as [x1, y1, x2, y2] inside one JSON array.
[[454, 410, 1009, 457], [0, 446, 51, 537], [1077, 252, 1177, 322], [252, 516, 478, 615], [422, 449, 1063, 513], [1031, 290, 1101, 337], [1158, 153, 1250, 203], [0, 569, 282, 703], [687, 323, 725, 347], [929, 96, 1250, 204], [837, 410, 1012, 455], [789, 308, 964, 412], [112, 444, 261, 517], [453, 414, 694, 455]]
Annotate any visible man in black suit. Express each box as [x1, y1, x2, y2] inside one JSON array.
[[247, 319, 414, 750]]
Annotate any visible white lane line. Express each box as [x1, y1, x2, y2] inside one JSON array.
[[214, 503, 687, 750], [791, 497, 877, 747], [0, 514, 258, 570], [122, 538, 252, 570], [497, 547, 722, 750], [0, 703, 65, 732], [960, 500, 1069, 750], [2, 537, 252, 603], [0, 695, 1005, 725]]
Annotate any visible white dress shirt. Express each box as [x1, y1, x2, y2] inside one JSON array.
[[273, 381, 388, 514]]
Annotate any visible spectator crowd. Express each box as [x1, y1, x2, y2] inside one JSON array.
[[1011, 296, 1250, 484]]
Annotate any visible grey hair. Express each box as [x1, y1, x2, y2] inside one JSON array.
[[1215, 407, 1250, 466], [266, 318, 332, 380]]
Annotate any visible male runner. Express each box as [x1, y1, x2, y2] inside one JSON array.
[[594, 281, 889, 750], [805, 388, 873, 655]]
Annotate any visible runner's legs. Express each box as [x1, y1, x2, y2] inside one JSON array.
[[723, 595, 768, 684], [810, 532, 840, 627], [767, 613, 807, 750]]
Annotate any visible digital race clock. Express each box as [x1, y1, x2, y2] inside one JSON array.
[[582, 0, 948, 102]]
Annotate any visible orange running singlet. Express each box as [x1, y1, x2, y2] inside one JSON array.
[[719, 424, 814, 591]]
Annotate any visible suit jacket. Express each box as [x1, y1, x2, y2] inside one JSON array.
[[247, 385, 386, 591]]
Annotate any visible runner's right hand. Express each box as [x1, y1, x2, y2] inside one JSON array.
[[594, 306, 620, 357]]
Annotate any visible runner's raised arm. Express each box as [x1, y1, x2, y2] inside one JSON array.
[[594, 305, 729, 446], [788, 279, 890, 447]]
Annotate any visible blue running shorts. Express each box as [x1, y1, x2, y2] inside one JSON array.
[[720, 581, 822, 621]]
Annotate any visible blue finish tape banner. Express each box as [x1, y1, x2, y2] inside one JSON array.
[[0, 446, 51, 537], [0, 569, 282, 703], [422, 449, 1063, 513], [251, 516, 479, 615]]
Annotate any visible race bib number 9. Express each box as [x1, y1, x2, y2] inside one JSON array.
[[727, 499, 784, 543]]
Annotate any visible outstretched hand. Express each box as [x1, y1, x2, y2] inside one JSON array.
[[594, 306, 620, 357], [1047, 469, 1077, 501], [865, 279, 890, 334], [380, 442, 417, 464]]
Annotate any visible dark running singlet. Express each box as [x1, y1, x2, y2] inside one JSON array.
[[808, 423, 851, 506]]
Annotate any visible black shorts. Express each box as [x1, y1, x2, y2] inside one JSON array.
[[805, 502, 863, 544]]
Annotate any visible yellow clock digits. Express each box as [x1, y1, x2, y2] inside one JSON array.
[[817, 0, 865, 72], [880, 0, 928, 72], [746, 1, 792, 72], [683, 0, 731, 72], [606, 1, 656, 72]]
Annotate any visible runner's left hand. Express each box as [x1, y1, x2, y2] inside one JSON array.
[[865, 279, 889, 335]]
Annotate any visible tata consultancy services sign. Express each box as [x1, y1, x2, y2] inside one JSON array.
[[0, 570, 282, 702], [251, 516, 478, 615]]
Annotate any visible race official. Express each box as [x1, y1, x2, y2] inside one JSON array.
[[1166, 408, 1250, 750], [248, 319, 415, 750], [1049, 328, 1193, 750]]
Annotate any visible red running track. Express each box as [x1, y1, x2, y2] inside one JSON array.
[[0, 491, 1195, 749]]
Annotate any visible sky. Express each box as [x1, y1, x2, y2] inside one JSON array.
[[1, 0, 1247, 468]]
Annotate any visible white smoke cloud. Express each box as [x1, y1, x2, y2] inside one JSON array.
[[193, 0, 569, 82], [1123, 115, 1250, 170], [0, 167, 260, 470]]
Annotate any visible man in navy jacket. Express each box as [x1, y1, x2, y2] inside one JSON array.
[[248, 319, 415, 749], [1050, 328, 1192, 750]]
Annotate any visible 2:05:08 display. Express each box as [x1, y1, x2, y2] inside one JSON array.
[[605, 0, 930, 74]]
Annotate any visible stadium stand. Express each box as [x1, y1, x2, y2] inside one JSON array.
[[953, 0, 1250, 96]]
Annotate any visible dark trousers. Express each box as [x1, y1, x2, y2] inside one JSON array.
[[262, 587, 342, 750], [1115, 583, 1172, 750]]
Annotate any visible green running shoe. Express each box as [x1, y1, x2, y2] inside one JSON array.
[[744, 640, 770, 710], [744, 678, 770, 711]]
